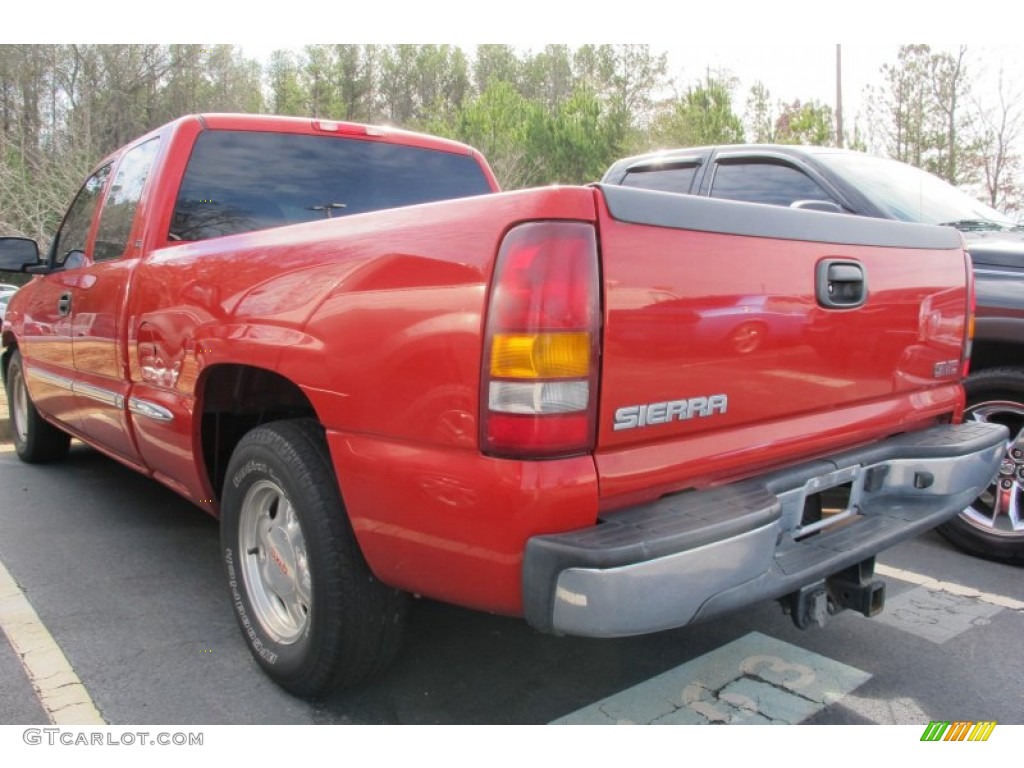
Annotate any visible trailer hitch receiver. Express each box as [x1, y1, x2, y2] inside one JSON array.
[[784, 559, 885, 629]]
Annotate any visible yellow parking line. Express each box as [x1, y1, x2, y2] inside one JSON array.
[[876, 563, 1024, 611], [0, 558, 105, 724]]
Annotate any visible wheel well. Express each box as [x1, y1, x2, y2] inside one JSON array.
[[199, 365, 318, 501], [970, 339, 1022, 373]]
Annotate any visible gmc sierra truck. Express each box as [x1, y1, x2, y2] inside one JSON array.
[[605, 144, 1024, 563], [0, 115, 1007, 698]]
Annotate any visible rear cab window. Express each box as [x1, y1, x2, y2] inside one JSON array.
[[169, 130, 494, 242]]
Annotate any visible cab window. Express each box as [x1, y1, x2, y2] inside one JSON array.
[[620, 164, 700, 194], [52, 165, 112, 266], [94, 138, 160, 261], [709, 161, 834, 207]]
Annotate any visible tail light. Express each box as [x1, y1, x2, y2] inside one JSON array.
[[480, 221, 600, 458], [962, 250, 975, 378], [312, 119, 385, 136]]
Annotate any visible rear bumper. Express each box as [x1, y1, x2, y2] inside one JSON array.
[[523, 422, 1007, 637]]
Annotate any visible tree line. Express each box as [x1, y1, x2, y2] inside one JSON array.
[[1, 43, 1020, 255]]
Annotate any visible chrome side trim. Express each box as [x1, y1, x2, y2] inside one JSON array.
[[26, 366, 74, 391], [24, 366, 127, 410], [128, 397, 174, 423], [73, 380, 124, 409]]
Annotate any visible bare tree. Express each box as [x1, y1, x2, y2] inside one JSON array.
[[868, 45, 980, 185], [929, 45, 974, 185], [972, 64, 1023, 215], [745, 81, 775, 143]]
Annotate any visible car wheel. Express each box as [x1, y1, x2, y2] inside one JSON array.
[[938, 367, 1024, 564], [4, 350, 70, 463], [221, 418, 407, 697]]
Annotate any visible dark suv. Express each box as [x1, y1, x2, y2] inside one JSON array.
[[603, 145, 1023, 563]]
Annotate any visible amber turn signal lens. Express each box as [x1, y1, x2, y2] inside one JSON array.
[[489, 332, 590, 379]]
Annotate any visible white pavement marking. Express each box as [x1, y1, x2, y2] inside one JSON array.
[[873, 586, 1004, 643], [876, 563, 1024, 611], [551, 632, 870, 725], [0, 558, 105, 725], [838, 694, 932, 725]]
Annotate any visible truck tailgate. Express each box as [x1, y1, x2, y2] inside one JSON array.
[[594, 185, 970, 506]]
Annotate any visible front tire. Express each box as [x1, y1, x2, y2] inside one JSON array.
[[4, 350, 70, 463], [938, 367, 1024, 564], [221, 419, 407, 697]]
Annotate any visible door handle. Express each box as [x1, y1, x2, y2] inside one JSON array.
[[57, 292, 72, 316], [816, 260, 867, 308]]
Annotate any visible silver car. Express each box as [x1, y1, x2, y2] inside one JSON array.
[[0, 289, 16, 321]]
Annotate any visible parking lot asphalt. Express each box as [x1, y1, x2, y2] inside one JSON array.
[[0, 439, 1021, 729]]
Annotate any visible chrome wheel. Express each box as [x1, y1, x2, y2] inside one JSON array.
[[9, 359, 29, 444], [222, 419, 407, 695], [963, 401, 1024, 538], [239, 479, 312, 644], [3, 351, 70, 463]]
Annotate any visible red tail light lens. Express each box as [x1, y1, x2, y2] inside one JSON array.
[[481, 222, 600, 458]]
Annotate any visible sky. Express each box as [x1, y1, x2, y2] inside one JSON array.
[[665, 44, 1021, 146], [678, 44, 1021, 121], [663, 45, 895, 127], [10, 1, 1023, 55], [7, 1, 1024, 148]]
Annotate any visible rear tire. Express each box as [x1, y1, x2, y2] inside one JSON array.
[[4, 350, 70, 463], [220, 418, 407, 697], [938, 367, 1024, 564]]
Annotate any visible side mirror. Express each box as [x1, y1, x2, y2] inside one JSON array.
[[0, 237, 47, 273], [790, 200, 845, 214]]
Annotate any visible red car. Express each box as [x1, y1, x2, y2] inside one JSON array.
[[0, 115, 1006, 696]]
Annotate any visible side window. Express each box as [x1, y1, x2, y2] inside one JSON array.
[[620, 164, 699, 195], [709, 161, 834, 207], [94, 138, 160, 261], [52, 165, 112, 266]]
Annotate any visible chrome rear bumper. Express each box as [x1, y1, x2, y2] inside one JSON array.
[[523, 422, 1008, 637]]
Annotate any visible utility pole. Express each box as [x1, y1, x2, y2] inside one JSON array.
[[836, 44, 844, 148]]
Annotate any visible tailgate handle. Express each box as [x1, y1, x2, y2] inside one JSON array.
[[817, 260, 866, 309]]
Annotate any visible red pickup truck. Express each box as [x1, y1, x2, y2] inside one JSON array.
[[0, 114, 1007, 698]]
